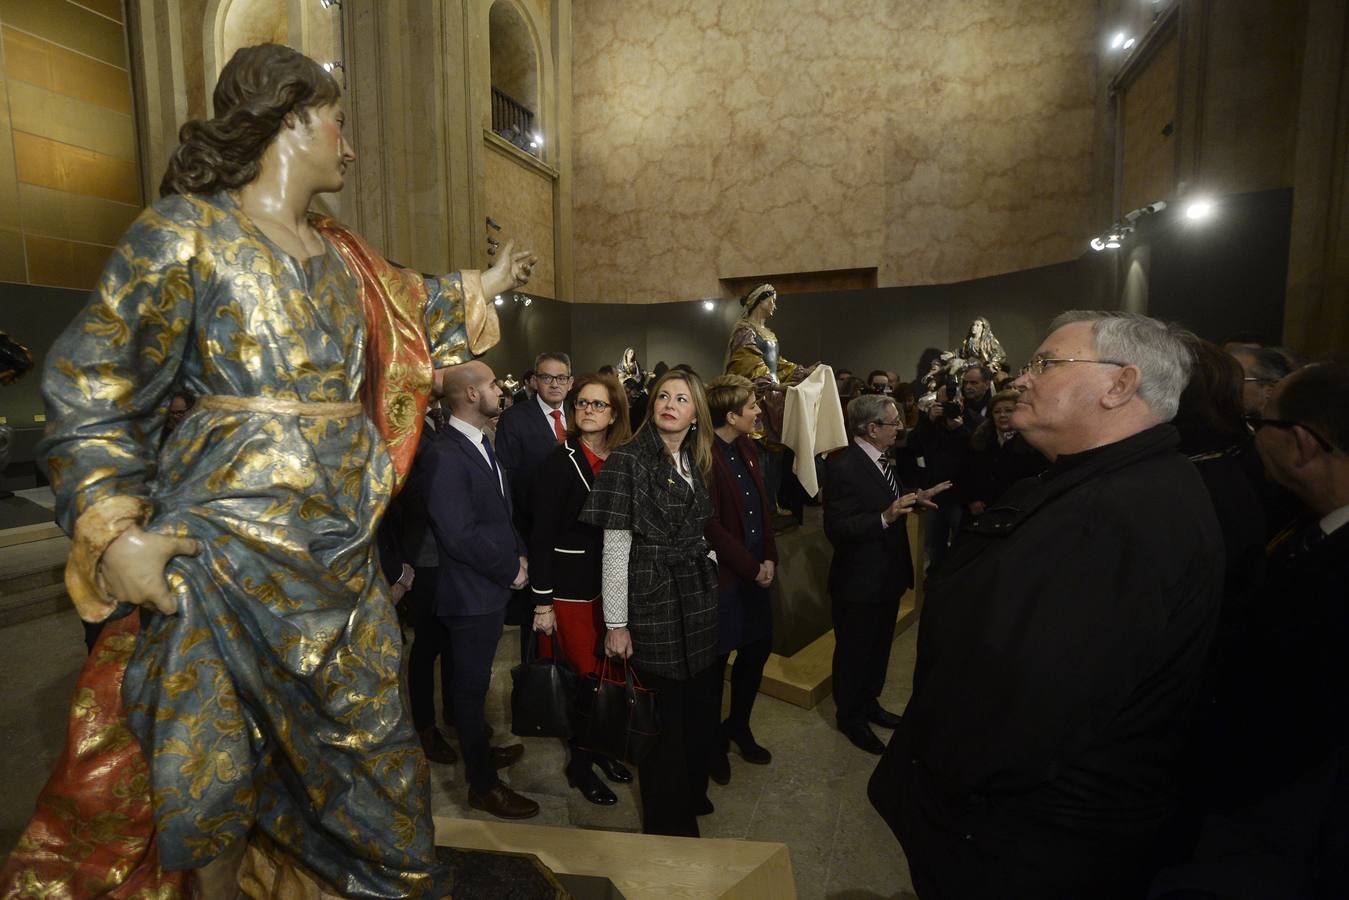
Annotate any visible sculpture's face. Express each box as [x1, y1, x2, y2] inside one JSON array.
[[274, 102, 355, 195], [759, 294, 777, 317]]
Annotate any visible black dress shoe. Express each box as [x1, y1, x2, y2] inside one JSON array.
[[708, 751, 731, 786], [491, 744, 525, 769], [468, 782, 540, 819], [725, 722, 772, 765], [592, 754, 633, 784], [868, 707, 903, 729], [692, 795, 715, 816], [567, 763, 618, 806], [841, 722, 885, 755], [418, 727, 458, 765]]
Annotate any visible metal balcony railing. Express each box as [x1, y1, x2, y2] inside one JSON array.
[[491, 86, 538, 156]]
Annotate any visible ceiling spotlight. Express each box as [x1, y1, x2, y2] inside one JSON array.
[[702, 300, 715, 311], [1105, 238, 1122, 249], [493, 295, 504, 306], [522, 297, 532, 307], [322, 61, 344, 73], [1122, 37, 1137, 50], [1090, 237, 1106, 252], [1185, 198, 1215, 220], [1110, 32, 1126, 49]]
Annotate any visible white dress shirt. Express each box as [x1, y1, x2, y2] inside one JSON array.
[[447, 414, 504, 494], [855, 437, 897, 529], [536, 393, 566, 432]]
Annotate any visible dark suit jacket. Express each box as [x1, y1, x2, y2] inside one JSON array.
[[706, 434, 778, 590], [494, 397, 562, 528], [421, 423, 524, 618], [527, 438, 603, 605], [823, 442, 914, 605]]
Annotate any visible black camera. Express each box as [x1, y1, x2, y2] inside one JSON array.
[[941, 400, 962, 418]]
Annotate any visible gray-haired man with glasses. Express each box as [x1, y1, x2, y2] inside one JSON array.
[[870, 311, 1224, 899]]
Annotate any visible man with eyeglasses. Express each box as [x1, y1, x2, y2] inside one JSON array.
[[870, 311, 1224, 899], [824, 393, 949, 754], [1159, 361, 1349, 896], [494, 352, 574, 649], [1229, 345, 1295, 415]]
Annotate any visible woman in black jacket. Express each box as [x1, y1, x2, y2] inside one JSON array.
[[529, 373, 633, 805]]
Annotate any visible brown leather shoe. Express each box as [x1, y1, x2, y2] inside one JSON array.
[[419, 727, 458, 765], [468, 782, 540, 819], [491, 744, 525, 769]]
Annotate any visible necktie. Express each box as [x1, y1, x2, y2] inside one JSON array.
[[480, 434, 503, 495], [880, 456, 900, 497], [549, 409, 566, 443]]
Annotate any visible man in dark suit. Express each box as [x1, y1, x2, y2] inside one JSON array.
[[1155, 361, 1349, 897], [383, 398, 462, 765], [494, 351, 573, 651], [823, 393, 948, 754], [422, 360, 538, 819], [495, 351, 573, 517]]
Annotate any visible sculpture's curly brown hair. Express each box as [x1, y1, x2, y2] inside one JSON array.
[[160, 44, 341, 198]]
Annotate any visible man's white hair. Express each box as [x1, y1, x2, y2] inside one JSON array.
[[1048, 310, 1192, 422]]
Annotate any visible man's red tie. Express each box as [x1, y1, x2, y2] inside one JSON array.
[[550, 409, 566, 443]]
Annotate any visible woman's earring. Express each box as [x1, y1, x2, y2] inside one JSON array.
[[690, 421, 697, 430]]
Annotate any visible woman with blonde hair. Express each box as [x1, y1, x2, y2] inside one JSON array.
[[580, 368, 721, 836]]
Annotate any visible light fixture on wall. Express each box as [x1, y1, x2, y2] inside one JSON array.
[[702, 300, 715, 311], [529, 133, 544, 150], [1110, 31, 1136, 51], [322, 61, 344, 73], [319, 0, 341, 7], [1184, 197, 1215, 220], [1088, 201, 1167, 251], [494, 295, 505, 306]]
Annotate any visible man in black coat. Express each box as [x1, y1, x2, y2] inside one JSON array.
[[824, 393, 948, 754], [494, 351, 573, 648], [1153, 360, 1349, 898], [422, 360, 537, 820], [870, 311, 1224, 899]]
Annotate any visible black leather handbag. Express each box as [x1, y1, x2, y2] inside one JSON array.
[[575, 657, 660, 765], [509, 633, 578, 739]]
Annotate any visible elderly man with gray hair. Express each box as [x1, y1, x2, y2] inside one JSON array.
[[823, 393, 950, 754], [870, 311, 1225, 899]]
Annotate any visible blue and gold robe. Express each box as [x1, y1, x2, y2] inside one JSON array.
[[2, 190, 495, 897]]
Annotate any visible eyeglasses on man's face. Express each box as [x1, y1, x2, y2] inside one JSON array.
[[1019, 357, 1127, 377], [873, 418, 903, 429], [1244, 415, 1335, 452], [535, 373, 573, 386], [575, 398, 610, 412]]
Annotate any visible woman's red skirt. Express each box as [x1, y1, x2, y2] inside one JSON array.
[[538, 597, 606, 678]]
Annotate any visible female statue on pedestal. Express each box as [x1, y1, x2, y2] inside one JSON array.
[[723, 283, 811, 511]]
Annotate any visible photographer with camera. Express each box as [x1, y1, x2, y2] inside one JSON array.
[[908, 375, 974, 570]]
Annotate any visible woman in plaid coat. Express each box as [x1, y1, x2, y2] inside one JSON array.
[[580, 368, 722, 837]]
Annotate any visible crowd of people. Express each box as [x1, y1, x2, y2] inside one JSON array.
[[3, 39, 1346, 900], [370, 313, 1348, 899]]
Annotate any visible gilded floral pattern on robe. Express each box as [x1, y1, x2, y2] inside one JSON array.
[[22, 191, 484, 897]]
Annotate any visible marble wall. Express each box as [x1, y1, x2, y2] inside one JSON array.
[[571, 0, 1101, 302], [0, 0, 141, 297], [484, 139, 557, 298]]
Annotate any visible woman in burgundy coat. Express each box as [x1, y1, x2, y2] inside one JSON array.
[[704, 374, 779, 784]]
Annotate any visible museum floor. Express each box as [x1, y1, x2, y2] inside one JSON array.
[[0, 605, 920, 898]]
